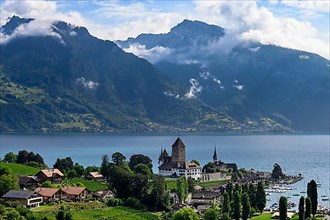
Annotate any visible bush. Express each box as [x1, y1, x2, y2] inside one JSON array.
[[16, 206, 29, 216], [107, 198, 123, 207], [124, 197, 146, 210], [6, 209, 20, 219], [0, 204, 5, 214]]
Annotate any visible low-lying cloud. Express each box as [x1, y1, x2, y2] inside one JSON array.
[[76, 77, 100, 89], [185, 79, 203, 99]]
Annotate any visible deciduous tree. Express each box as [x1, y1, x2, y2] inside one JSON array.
[[172, 207, 199, 220], [204, 208, 218, 220]]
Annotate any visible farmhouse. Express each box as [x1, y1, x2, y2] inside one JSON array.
[[18, 176, 40, 190], [1, 190, 43, 208], [35, 187, 61, 203], [86, 171, 104, 181], [61, 186, 88, 202], [158, 137, 201, 179], [36, 168, 64, 183]]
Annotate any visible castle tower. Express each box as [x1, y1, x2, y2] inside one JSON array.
[[171, 137, 186, 167], [213, 145, 218, 162]]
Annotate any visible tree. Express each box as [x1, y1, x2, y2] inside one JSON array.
[[204, 208, 218, 220], [128, 154, 153, 171], [0, 165, 19, 196], [4, 152, 17, 163], [16, 150, 29, 164], [53, 157, 73, 172], [85, 166, 99, 174], [100, 154, 110, 177], [41, 181, 55, 188], [190, 160, 200, 166], [279, 196, 287, 220], [112, 152, 126, 166], [222, 213, 230, 220], [256, 182, 266, 213], [133, 163, 151, 176], [147, 175, 170, 211], [226, 182, 233, 201], [27, 152, 36, 163], [305, 197, 312, 219], [108, 164, 134, 198], [222, 191, 230, 214], [233, 191, 241, 220], [172, 207, 199, 220], [298, 196, 304, 220], [64, 213, 73, 220], [67, 170, 77, 179], [248, 183, 256, 209], [56, 210, 65, 220], [307, 180, 318, 216], [177, 176, 188, 204], [271, 163, 284, 179], [242, 193, 250, 220], [33, 153, 45, 165], [202, 162, 217, 173], [73, 163, 84, 177], [187, 177, 196, 193]]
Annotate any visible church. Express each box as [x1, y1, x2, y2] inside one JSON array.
[[158, 137, 201, 179]]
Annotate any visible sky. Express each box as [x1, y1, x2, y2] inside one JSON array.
[[0, 0, 329, 59]]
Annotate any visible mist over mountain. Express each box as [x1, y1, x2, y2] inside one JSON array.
[[117, 20, 330, 132], [0, 16, 248, 133]]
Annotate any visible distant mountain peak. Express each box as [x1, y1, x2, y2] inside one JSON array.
[[170, 19, 224, 35], [1, 15, 34, 35]]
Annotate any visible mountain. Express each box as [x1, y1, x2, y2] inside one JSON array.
[[117, 20, 330, 132], [0, 16, 250, 133]]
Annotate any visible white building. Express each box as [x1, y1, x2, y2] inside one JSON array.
[[158, 137, 201, 179]]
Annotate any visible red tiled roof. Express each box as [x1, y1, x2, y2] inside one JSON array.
[[61, 186, 86, 195], [35, 187, 59, 197], [39, 169, 64, 177], [89, 172, 103, 178]]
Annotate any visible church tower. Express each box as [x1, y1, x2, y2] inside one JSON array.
[[171, 137, 186, 167], [213, 145, 218, 162]]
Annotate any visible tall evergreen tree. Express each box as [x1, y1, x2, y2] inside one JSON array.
[[242, 193, 250, 220], [177, 176, 188, 204], [298, 196, 304, 220], [307, 180, 318, 216], [256, 182, 266, 213], [233, 191, 241, 220], [248, 183, 256, 209], [279, 196, 287, 220], [226, 182, 233, 201], [305, 197, 312, 219], [222, 191, 231, 214]]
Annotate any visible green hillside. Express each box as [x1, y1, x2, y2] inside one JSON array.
[[0, 162, 39, 176]]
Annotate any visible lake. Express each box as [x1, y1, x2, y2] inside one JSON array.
[[0, 134, 329, 208]]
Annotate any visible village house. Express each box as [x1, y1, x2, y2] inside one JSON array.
[[34, 187, 61, 203], [93, 190, 115, 200], [1, 190, 43, 208], [191, 191, 222, 214], [36, 168, 64, 184], [60, 186, 88, 202], [18, 176, 40, 190], [158, 137, 201, 179], [86, 171, 104, 182]]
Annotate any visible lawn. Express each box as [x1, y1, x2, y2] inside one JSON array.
[[33, 203, 159, 220], [250, 213, 324, 220], [0, 162, 39, 176], [67, 178, 108, 191]]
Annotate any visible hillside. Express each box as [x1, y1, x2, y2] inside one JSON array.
[[0, 16, 249, 133], [117, 20, 330, 132]]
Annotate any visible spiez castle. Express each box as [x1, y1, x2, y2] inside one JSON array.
[[158, 137, 201, 179]]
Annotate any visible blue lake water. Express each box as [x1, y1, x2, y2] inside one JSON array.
[[0, 134, 329, 208]]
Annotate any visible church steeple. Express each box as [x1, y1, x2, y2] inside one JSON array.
[[213, 145, 218, 162]]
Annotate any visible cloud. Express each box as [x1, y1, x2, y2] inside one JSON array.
[[280, 0, 330, 13], [185, 79, 202, 99], [76, 77, 100, 89], [123, 43, 172, 63], [0, 19, 63, 44], [199, 71, 223, 88], [193, 1, 329, 59]]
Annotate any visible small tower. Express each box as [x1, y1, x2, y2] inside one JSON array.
[[158, 147, 169, 166], [172, 137, 186, 167], [213, 145, 218, 162]]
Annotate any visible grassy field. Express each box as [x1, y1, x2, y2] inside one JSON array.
[[67, 178, 108, 191], [33, 203, 159, 220], [250, 213, 324, 220], [0, 162, 39, 176]]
